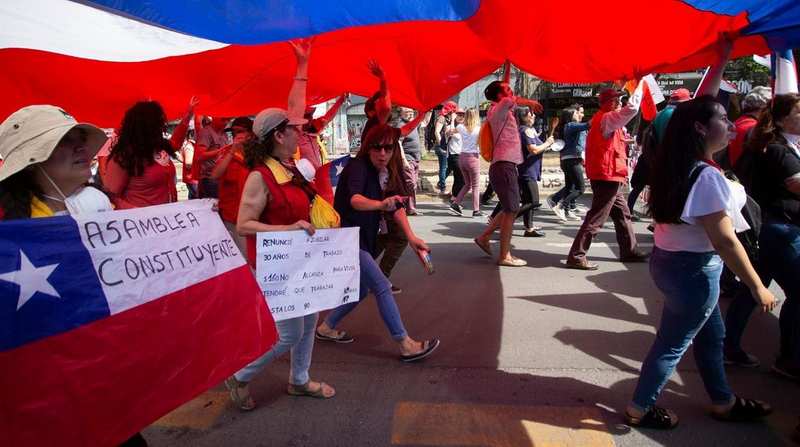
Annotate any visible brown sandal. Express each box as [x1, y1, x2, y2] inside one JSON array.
[[286, 381, 336, 399]]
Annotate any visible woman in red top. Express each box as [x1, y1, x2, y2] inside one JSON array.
[[103, 97, 197, 209], [223, 39, 336, 412], [211, 116, 254, 256]]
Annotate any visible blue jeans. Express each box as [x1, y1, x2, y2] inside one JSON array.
[[324, 250, 408, 341], [234, 312, 318, 385], [631, 248, 733, 412], [436, 148, 448, 191], [760, 220, 800, 363]]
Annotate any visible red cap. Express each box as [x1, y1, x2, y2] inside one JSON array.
[[598, 88, 624, 104], [669, 88, 691, 103], [440, 101, 458, 116]]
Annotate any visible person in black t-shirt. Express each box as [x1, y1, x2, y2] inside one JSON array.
[[732, 93, 800, 379]]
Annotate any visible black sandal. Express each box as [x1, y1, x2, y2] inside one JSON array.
[[625, 406, 679, 429], [712, 396, 772, 422]]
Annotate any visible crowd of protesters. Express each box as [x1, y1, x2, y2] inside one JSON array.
[[1, 33, 798, 442]]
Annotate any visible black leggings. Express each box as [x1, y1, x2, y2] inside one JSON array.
[[491, 177, 541, 229], [551, 158, 585, 208]]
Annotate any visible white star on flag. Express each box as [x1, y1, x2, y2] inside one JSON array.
[[0, 250, 61, 310], [335, 164, 345, 176]]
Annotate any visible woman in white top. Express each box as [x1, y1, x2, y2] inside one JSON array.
[[625, 96, 776, 429], [449, 108, 483, 217]]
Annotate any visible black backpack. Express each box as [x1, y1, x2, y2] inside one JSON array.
[[688, 165, 762, 261]]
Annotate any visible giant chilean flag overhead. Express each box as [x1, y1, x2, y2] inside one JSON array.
[[1, 0, 799, 126]]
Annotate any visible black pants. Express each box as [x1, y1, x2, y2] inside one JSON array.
[[491, 177, 541, 229], [551, 158, 585, 209], [481, 183, 495, 204], [446, 153, 464, 198]]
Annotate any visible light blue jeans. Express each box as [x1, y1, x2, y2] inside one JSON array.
[[324, 249, 408, 341], [234, 312, 318, 385], [631, 247, 734, 412]]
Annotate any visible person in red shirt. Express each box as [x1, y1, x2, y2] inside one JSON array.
[[728, 86, 772, 167], [104, 97, 197, 209], [211, 116, 254, 256]]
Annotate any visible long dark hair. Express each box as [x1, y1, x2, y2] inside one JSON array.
[[648, 95, 719, 223], [746, 93, 800, 154], [0, 170, 41, 220], [110, 101, 173, 177], [242, 119, 289, 169], [357, 124, 408, 195], [555, 107, 577, 140]]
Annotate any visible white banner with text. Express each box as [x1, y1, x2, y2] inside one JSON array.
[[256, 227, 360, 321]]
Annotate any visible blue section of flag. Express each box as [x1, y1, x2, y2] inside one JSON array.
[[329, 155, 352, 187], [0, 216, 109, 351], [83, 0, 481, 45], [684, 0, 800, 50]]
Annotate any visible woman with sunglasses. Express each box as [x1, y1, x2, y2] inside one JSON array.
[[223, 39, 337, 411], [315, 123, 440, 362]]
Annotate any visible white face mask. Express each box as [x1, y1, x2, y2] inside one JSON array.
[[38, 166, 112, 215]]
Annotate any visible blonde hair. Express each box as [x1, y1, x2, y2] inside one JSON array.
[[464, 108, 480, 132]]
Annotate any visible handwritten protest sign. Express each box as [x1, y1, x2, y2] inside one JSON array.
[[256, 227, 360, 321]]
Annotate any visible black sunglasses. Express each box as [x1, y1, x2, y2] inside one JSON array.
[[369, 143, 394, 152]]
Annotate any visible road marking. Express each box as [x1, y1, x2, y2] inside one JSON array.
[[391, 402, 615, 447], [152, 391, 229, 430], [546, 242, 654, 248]]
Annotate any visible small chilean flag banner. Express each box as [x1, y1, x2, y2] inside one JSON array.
[[0, 199, 277, 446]]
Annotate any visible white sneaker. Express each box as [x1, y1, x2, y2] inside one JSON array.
[[565, 210, 582, 221], [546, 195, 557, 210], [551, 202, 567, 222]]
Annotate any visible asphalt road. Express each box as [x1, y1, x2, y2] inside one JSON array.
[[144, 196, 798, 447]]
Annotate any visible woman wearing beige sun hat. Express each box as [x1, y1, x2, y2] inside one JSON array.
[[0, 105, 110, 219]]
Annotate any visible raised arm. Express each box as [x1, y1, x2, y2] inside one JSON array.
[[502, 60, 511, 84], [287, 38, 312, 121], [601, 80, 644, 138], [368, 60, 392, 124], [168, 96, 198, 151], [695, 34, 734, 98]]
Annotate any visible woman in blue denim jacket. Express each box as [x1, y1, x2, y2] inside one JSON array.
[[624, 95, 776, 429]]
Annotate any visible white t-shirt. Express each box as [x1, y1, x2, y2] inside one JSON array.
[[447, 125, 462, 155], [457, 124, 480, 154], [655, 164, 750, 253]]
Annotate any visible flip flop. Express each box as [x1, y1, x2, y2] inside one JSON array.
[[498, 257, 527, 267], [474, 237, 492, 257], [400, 338, 440, 363], [315, 329, 355, 344], [287, 381, 336, 399]]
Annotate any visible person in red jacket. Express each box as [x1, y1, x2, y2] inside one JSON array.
[[728, 86, 772, 167], [564, 83, 648, 270], [211, 116, 255, 256]]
